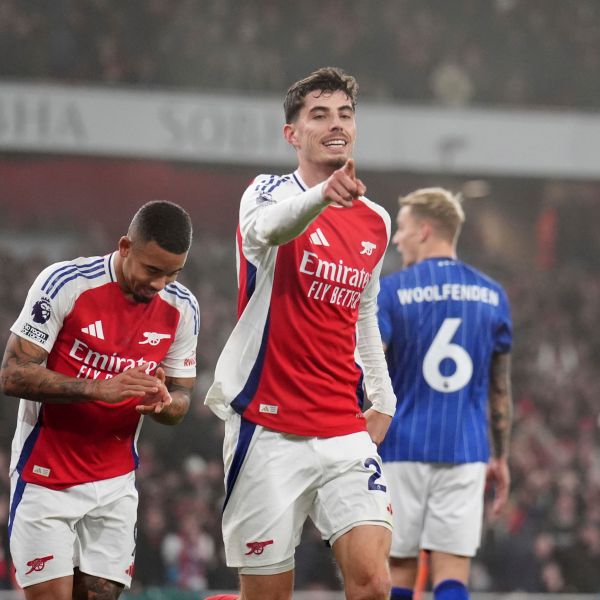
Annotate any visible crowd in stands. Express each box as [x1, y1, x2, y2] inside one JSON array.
[[1, 0, 600, 110], [0, 176, 600, 594]]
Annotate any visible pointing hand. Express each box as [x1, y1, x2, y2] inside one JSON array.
[[322, 159, 366, 208]]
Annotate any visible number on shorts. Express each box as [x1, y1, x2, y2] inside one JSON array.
[[364, 457, 387, 492], [422, 317, 473, 393]]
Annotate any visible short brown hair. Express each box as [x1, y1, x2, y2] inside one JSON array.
[[284, 67, 358, 123], [400, 187, 465, 242]]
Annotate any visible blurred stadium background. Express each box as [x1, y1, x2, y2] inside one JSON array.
[[1, 0, 600, 598]]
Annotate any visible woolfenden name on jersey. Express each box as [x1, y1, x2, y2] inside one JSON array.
[[397, 284, 500, 306]]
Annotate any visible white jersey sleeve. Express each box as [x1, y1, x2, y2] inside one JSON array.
[[355, 205, 396, 416], [240, 174, 328, 253], [159, 283, 200, 378], [11, 261, 80, 352]]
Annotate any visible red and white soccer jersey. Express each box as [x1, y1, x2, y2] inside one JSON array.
[[206, 171, 392, 437], [9, 252, 199, 490]]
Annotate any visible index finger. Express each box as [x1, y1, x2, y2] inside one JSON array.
[[492, 473, 509, 514], [342, 158, 356, 179], [155, 366, 166, 383], [493, 488, 508, 515], [355, 177, 366, 197], [129, 362, 155, 375]]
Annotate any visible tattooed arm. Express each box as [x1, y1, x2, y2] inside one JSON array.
[[487, 351, 513, 515], [136, 369, 194, 425], [489, 351, 512, 458], [0, 333, 160, 404]]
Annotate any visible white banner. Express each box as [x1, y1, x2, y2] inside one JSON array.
[[1, 82, 599, 179]]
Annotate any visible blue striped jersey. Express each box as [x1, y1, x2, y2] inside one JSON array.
[[377, 257, 512, 463]]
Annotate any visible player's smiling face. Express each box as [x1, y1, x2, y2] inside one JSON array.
[[284, 90, 356, 171], [393, 206, 422, 267], [118, 238, 187, 303]]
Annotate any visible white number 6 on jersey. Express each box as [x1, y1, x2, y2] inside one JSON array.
[[423, 318, 473, 393]]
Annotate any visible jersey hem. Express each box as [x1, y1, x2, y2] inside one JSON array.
[[21, 467, 136, 491], [241, 416, 367, 438]]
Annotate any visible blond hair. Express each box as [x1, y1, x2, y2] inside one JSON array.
[[400, 187, 465, 242]]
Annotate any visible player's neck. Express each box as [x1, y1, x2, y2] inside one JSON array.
[[113, 253, 132, 300], [419, 242, 456, 262], [113, 252, 124, 284], [297, 163, 337, 189]]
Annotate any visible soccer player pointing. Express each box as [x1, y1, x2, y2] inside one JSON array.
[[205, 67, 396, 600], [377, 188, 513, 600], [1, 201, 199, 599]]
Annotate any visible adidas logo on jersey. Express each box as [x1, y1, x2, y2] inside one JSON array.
[[81, 320, 105, 339], [309, 228, 330, 246]]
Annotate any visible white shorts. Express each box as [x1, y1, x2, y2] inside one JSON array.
[[9, 471, 138, 589], [222, 414, 393, 569], [384, 462, 486, 558]]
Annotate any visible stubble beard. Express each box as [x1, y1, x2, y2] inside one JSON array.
[[132, 292, 153, 304], [326, 155, 348, 170]]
